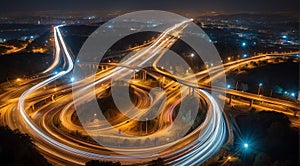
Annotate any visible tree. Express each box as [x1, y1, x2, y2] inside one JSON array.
[[0, 126, 49, 166], [253, 153, 272, 166], [235, 111, 299, 165]]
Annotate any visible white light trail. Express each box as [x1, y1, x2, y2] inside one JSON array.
[[43, 25, 63, 74], [17, 21, 229, 165]]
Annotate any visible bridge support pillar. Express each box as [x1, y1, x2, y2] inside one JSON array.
[[250, 99, 253, 108], [143, 71, 147, 81], [51, 94, 55, 101], [228, 95, 232, 105], [188, 87, 195, 96], [133, 72, 136, 80]]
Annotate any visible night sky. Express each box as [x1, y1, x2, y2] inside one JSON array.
[[0, 0, 299, 15]]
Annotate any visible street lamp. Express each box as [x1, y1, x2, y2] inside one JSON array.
[[244, 143, 249, 149], [227, 84, 231, 89], [242, 42, 246, 47], [291, 92, 295, 97], [258, 83, 263, 95], [235, 81, 239, 90]]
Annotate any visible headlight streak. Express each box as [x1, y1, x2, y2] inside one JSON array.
[[14, 13, 231, 165]]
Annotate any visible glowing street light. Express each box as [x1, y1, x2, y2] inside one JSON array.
[[291, 92, 295, 97], [244, 143, 249, 148], [242, 42, 246, 47], [190, 53, 195, 57], [258, 83, 263, 95], [243, 54, 247, 58], [227, 84, 231, 89], [70, 77, 75, 82]]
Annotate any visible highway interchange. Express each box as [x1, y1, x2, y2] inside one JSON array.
[[0, 21, 299, 165]]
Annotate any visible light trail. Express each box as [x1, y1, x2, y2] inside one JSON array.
[[1, 18, 297, 166], [10, 20, 228, 165], [15, 20, 228, 165], [43, 26, 62, 74], [163, 89, 227, 165], [16, 25, 106, 162]]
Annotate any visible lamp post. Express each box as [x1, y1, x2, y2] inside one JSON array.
[[235, 81, 239, 90], [257, 83, 263, 95]]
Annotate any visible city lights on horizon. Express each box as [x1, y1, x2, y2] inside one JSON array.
[[0, 9, 299, 166]]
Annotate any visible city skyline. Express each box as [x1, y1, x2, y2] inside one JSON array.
[[0, 0, 299, 16]]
